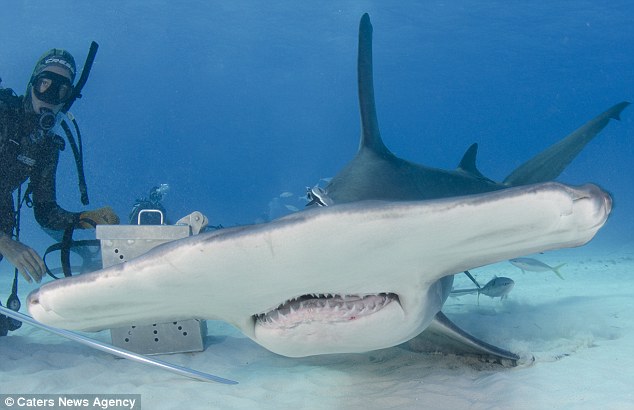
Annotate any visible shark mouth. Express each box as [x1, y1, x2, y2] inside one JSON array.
[[254, 293, 399, 329]]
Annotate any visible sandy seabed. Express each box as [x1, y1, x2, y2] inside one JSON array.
[[1, 245, 633, 410]]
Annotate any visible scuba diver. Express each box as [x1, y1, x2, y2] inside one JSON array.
[[0, 48, 120, 335], [129, 184, 170, 225]]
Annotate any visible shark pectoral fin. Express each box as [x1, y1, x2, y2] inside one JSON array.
[[503, 101, 630, 186], [403, 312, 520, 367]]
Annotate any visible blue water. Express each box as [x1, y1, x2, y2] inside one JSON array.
[[2, 1, 632, 250]]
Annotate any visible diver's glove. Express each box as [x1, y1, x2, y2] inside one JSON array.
[[78, 206, 120, 229]]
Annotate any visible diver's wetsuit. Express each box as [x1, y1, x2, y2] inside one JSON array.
[[0, 97, 81, 250]]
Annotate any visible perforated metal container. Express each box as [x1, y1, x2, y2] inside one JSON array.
[[96, 222, 206, 355]]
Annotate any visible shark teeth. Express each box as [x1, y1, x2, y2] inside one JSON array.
[[254, 293, 398, 329]]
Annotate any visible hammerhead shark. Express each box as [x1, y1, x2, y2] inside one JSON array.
[[322, 13, 627, 362], [27, 14, 621, 363]]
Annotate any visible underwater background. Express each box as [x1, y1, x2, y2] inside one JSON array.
[[2, 2, 634, 409], [1, 1, 632, 252]]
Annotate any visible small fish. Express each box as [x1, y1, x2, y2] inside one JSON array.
[[509, 257, 565, 280], [284, 205, 300, 212], [306, 186, 334, 207], [451, 276, 515, 301], [480, 276, 515, 299], [279, 192, 294, 198]]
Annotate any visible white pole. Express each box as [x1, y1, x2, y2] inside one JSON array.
[[0, 306, 237, 385]]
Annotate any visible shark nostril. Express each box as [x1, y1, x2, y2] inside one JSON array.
[[27, 292, 40, 307]]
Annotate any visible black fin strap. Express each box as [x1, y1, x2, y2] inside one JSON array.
[[60, 218, 98, 277], [44, 233, 101, 280]]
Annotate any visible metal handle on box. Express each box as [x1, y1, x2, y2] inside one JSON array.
[[137, 209, 164, 225]]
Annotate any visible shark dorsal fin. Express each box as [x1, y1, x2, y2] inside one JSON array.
[[358, 14, 391, 156], [457, 143, 487, 179]]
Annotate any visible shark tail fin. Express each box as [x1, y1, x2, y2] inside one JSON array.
[[357, 13, 391, 156], [503, 101, 630, 187], [552, 263, 566, 280]]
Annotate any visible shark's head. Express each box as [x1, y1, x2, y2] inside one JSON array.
[[27, 183, 611, 358]]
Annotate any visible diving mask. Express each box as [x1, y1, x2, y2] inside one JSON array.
[[32, 71, 74, 105]]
